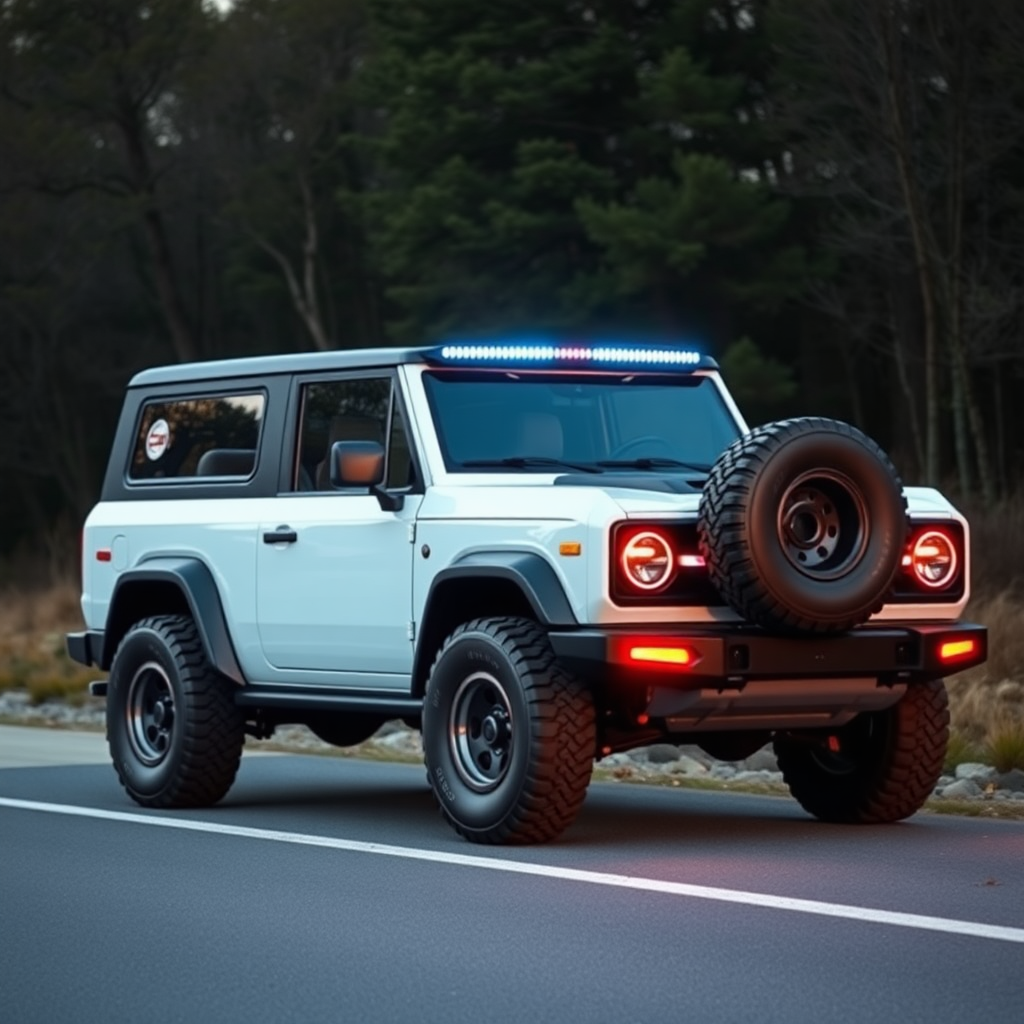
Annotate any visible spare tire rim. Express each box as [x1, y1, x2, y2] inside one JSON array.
[[777, 470, 868, 580], [126, 660, 175, 767], [449, 671, 514, 793]]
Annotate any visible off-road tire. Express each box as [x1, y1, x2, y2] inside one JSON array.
[[698, 416, 908, 633], [422, 616, 595, 845], [107, 614, 245, 809], [774, 679, 949, 823]]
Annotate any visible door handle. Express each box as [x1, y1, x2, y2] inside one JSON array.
[[263, 527, 298, 545]]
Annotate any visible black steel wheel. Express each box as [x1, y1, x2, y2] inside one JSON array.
[[698, 416, 908, 633], [422, 616, 595, 845], [774, 679, 950, 823], [107, 615, 245, 808]]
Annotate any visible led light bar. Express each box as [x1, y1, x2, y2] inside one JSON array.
[[427, 342, 714, 370]]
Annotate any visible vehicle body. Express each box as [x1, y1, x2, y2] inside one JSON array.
[[67, 341, 988, 843]]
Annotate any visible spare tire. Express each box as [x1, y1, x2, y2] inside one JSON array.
[[697, 417, 907, 634]]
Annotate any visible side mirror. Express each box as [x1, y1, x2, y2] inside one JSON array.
[[330, 440, 384, 487]]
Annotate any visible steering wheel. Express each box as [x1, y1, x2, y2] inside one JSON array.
[[608, 435, 677, 460]]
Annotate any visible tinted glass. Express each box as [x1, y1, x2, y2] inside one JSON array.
[[422, 372, 740, 471], [129, 393, 265, 481], [294, 378, 391, 491]]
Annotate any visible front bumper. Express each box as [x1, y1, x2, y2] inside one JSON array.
[[549, 621, 987, 684], [549, 621, 987, 734]]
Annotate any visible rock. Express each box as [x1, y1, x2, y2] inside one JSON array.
[[996, 768, 1024, 793], [731, 770, 778, 784], [955, 762, 997, 784], [942, 778, 983, 799], [667, 754, 709, 777], [373, 730, 423, 755], [677, 744, 715, 768], [644, 743, 684, 764], [937, 775, 955, 788], [598, 753, 633, 767], [741, 748, 779, 772], [710, 764, 736, 780]]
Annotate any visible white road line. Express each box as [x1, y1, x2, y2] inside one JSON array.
[[2, 795, 1022, 945]]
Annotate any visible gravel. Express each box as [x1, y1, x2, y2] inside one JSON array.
[[3, 691, 1021, 807]]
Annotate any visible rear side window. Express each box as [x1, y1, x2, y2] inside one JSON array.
[[128, 392, 266, 481]]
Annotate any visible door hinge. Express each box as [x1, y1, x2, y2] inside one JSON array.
[[407, 521, 416, 544], [407, 621, 416, 641]]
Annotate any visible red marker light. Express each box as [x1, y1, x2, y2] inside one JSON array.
[[96, 549, 112, 563], [939, 638, 977, 662], [629, 645, 696, 667]]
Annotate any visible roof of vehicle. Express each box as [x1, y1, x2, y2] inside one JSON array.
[[128, 341, 719, 387], [128, 346, 431, 387]]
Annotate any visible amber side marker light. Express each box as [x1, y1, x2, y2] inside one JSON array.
[[629, 645, 697, 667], [559, 541, 582, 556], [939, 638, 978, 663]]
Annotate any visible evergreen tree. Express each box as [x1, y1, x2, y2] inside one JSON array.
[[359, 0, 805, 349]]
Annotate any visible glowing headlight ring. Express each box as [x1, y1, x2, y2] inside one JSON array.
[[620, 531, 675, 591], [910, 529, 958, 590]]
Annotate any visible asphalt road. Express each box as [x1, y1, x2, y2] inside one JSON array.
[[1, 726, 1022, 1024]]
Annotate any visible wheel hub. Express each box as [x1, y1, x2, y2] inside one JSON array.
[[449, 672, 514, 792], [481, 710, 508, 745], [777, 471, 868, 580], [126, 661, 176, 767]]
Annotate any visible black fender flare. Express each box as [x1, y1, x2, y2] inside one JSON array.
[[412, 550, 578, 689], [102, 557, 245, 685]]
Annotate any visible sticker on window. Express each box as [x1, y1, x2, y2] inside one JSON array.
[[145, 418, 171, 461]]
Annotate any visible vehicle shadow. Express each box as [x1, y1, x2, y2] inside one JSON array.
[[217, 755, 943, 852]]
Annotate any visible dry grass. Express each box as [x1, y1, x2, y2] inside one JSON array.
[[0, 579, 99, 704], [945, 589, 1024, 750], [955, 493, 1024, 601]]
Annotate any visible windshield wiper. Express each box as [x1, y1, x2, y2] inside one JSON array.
[[460, 456, 603, 474], [596, 457, 712, 474]]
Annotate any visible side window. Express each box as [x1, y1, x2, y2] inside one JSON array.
[[129, 392, 265, 481], [386, 401, 414, 490], [294, 377, 391, 491]]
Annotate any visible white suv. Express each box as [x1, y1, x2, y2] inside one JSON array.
[[67, 341, 987, 844]]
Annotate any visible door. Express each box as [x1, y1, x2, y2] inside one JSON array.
[[256, 373, 421, 681]]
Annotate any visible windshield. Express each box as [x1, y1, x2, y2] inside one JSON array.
[[421, 371, 741, 474]]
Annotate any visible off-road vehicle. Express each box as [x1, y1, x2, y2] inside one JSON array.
[[67, 341, 987, 844]]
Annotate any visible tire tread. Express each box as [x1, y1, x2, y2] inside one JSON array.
[[698, 416, 907, 633], [109, 614, 245, 809], [424, 616, 595, 845]]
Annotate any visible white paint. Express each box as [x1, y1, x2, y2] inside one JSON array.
[[2, 796, 1021, 946]]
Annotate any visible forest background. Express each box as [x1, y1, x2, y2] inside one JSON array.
[[1, 0, 1022, 753]]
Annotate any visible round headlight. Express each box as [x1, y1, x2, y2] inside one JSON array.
[[620, 531, 674, 591], [910, 530, 958, 589]]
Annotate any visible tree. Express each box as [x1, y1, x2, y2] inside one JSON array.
[[358, 0, 802, 350], [0, 0, 214, 363], [197, 0, 377, 351], [770, 0, 1024, 498]]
